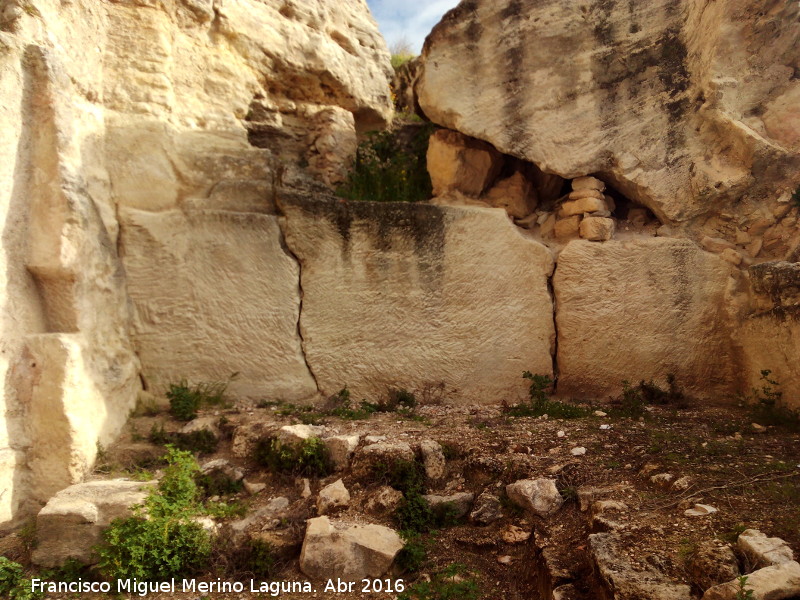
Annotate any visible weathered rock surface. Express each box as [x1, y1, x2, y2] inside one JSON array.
[[590, 532, 692, 600], [317, 479, 350, 515], [740, 262, 800, 409], [32, 479, 156, 567], [420, 439, 446, 481], [281, 196, 556, 403], [689, 542, 741, 592], [0, 0, 392, 523], [702, 561, 800, 600], [418, 0, 800, 235], [554, 239, 739, 400], [427, 129, 503, 197], [324, 435, 360, 471], [120, 209, 317, 401], [506, 478, 563, 517], [299, 516, 403, 581], [738, 529, 795, 568], [470, 491, 503, 524], [423, 492, 474, 519]]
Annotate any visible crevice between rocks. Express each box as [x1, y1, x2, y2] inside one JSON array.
[[548, 265, 560, 394], [274, 198, 321, 396]]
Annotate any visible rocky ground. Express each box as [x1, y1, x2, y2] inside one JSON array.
[[4, 387, 800, 600]]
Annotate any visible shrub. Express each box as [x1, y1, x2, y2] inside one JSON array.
[[254, 437, 331, 477], [748, 370, 800, 431], [0, 558, 41, 600], [204, 500, 247, 520], [507, 372, 592, 419], [149, 424, 219, 455], [337, 125, 433, 204], [196, 470, 243, 498], [396, 531, 428, 573], [96, 448, 211, 580], [166, 373, 237, 421]]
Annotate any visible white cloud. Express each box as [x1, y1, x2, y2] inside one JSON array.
[[367, 0, 460, 53]]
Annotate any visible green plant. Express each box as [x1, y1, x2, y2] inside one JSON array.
[[196, 470, 243, 498], [398, 563, 479, 600], [507, 372, 592, 418], [166, 373, 237, 421], [718, 523, 749, 543], [748, 370, 800, 431], [254, 437, 331, 477], [396, 531, 429, 573], [337, 125, 434, 204], [148, 424, 219, 455], [735, 575, 755, 600], [0, 558, 42, 600], [204, 500, 247, 519], [395, 492, 436, 533], [96, 448, 211, 580]]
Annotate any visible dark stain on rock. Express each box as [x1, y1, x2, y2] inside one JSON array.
[[281, 193, 447, 290], [592, 0, 618, 46], [500, 0, 527, 155]]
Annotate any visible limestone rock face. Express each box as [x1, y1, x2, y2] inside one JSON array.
[[0, 0, 392, 524], [554, 239, 739, 400], [418, 0, 800, 232], [739, 262, 800, 409], [120, 209, 317, 401], [31, 479, 156, 568], [281, 195, 556, 404], [299, 516, 403, 581]]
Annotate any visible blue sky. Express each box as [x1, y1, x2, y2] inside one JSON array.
[[366, 0, 461, 54]]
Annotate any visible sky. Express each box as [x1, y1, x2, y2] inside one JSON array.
[[366, 0, 461, 54]]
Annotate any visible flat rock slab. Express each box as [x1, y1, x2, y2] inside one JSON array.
[[702, 561, 800, 600], [281, 196, 555, 404], [590, 532, 692, 600], [32, 479, 157, 568], [120, 209, 317, 402], [554, 239, 738, 400]]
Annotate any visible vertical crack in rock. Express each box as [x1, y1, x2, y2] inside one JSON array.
[[548, 265, 560, 392], [274, 206, 321, 395]]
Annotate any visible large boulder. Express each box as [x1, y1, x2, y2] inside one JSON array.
[[31, 479, 157, 568], [281, 195, 556, 404], [417, 0, 800, 237], [299, 516, 403, 581], [553, 238, 739, 400]]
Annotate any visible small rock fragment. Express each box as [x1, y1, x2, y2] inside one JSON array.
[[684, 504, 718, 517], [501, 525, 531, 544], [317, 479, 350, 515], [506, 478, 564, 517], [470, 491, 504, 525], [420, 440, 447, 481], [243, 480, 267, 495], [571, 447, 587, 456]]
